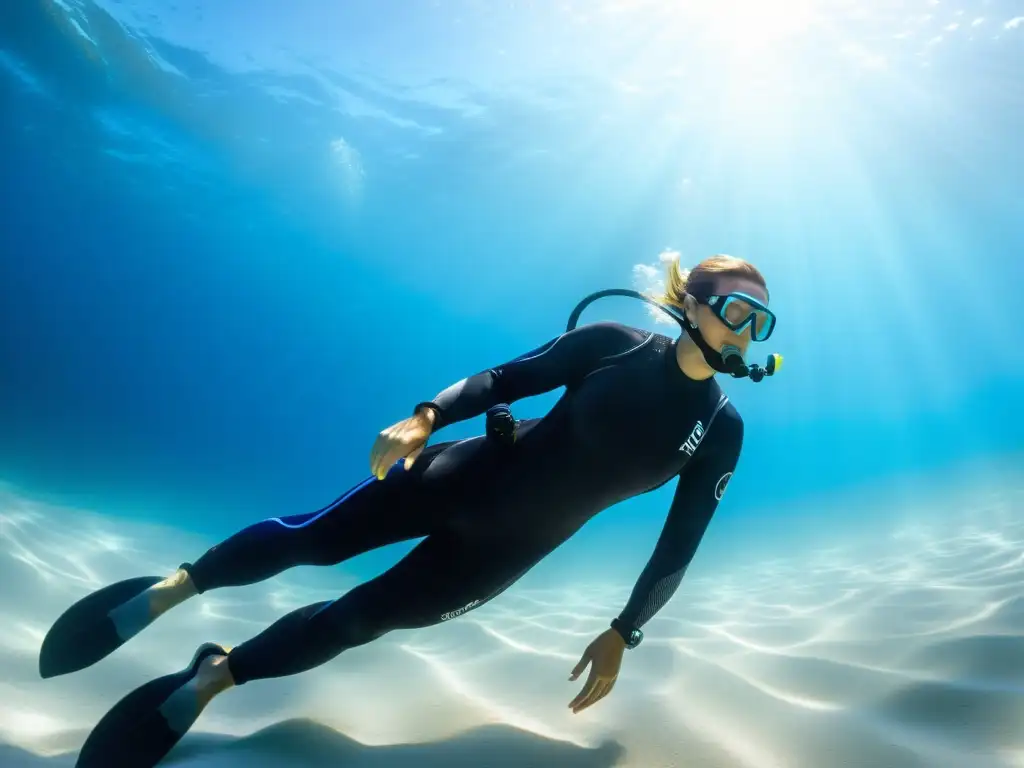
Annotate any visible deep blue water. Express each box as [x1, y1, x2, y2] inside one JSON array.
[[3, 2, 1020, 526], [2, 3, 1023, 581], [2, 0, 1024, 588]]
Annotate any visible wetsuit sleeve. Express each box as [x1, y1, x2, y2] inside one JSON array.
[[616, 409, 744, 631], [425, 322, 643, 430]]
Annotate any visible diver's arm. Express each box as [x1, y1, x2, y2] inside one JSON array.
[[420, 322, 645, 430], [614, 410, 744, 633]]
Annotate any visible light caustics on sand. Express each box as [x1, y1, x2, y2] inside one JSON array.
[[0, 482, 1022, 766]]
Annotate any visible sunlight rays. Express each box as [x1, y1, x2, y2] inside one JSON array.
[[582, 0, 1011, 434]]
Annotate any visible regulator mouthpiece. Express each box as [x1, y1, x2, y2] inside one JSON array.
[[732, 352, 784, 382]]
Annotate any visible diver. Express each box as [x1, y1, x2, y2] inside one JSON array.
[[40, 253, 781, 768]]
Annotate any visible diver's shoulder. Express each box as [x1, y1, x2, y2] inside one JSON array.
[[574, 320, 653, 347]]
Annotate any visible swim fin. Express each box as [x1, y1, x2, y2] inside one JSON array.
[[39, 575, 164, 679], [76, 642, 228, 768]]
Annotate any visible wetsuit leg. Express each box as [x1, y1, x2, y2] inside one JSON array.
[[183, 443, 459, 595], [225, 531, 553, 684]]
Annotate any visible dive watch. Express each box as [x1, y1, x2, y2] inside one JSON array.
[[610, 618, 644, 649]]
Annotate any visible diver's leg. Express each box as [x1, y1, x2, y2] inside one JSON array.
[[76, 532, 545, 767], [85, 531, 547, 759], [108, 445, 458, 643], [182, 465, 431, 593], [218, 531, 549, 685], [41, 439, 486, 679]]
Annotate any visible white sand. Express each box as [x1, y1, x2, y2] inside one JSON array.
[[0, 472, 1022, 767]]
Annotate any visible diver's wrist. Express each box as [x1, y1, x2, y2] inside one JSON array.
[[413, 401, 440, 430], [610, 618, 644, 649]]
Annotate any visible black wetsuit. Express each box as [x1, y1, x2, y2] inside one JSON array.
[[184, 321, 744, 685]]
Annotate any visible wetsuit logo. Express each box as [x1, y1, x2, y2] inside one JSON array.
[[441, 599, 480, 621], [714, 472, 732, 501], [679, 421, 706, 456]]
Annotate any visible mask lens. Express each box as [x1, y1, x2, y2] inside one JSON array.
[[752, 308, 776, 341], [722, 299, 751, 326], [750, 309, 772, 341], [718, 295, 775, 341]]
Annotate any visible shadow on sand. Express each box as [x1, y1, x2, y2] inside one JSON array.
[[1, 718, 626, 768]]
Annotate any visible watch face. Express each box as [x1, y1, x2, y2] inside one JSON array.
[[628, 629, 643, 647]]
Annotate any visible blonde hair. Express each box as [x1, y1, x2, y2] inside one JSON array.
[[657, 252, 767, 311]]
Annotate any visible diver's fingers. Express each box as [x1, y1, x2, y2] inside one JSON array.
[[591, 680, 614, 709], [376, 444, 402, 479], [604, 676, 617, 697], [568, 682, 592, 711], [371, 426, 403, 479], [591, 677, 616, 707], [572, 677, 611, 714], [369, 430, 390, 477], [568, 665, 598, 710], [403, 443, 425, 471], [569, 651, 591, 682]]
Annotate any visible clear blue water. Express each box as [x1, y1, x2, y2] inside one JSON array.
[[1, 2, 1022, 766]]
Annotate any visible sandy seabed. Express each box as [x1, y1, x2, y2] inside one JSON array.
[[0, 474, 1022, 768]]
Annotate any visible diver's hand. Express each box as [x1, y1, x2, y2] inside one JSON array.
[[568, 628, 625, 714], [369, 409, 435, 480]]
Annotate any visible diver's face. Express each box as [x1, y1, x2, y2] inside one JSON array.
[[689, 300, 754, 356]]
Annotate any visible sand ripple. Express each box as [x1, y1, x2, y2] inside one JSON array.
[[0, 478, 1022, 766]]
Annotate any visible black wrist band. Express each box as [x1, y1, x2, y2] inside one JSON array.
[[413, 401, 442, 424]]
